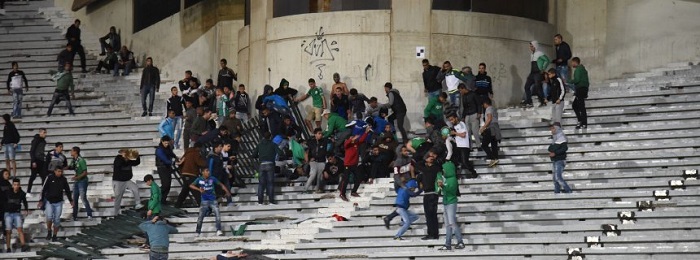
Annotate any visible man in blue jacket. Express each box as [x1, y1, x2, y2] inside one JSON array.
[[139, 216, 178, 259], [388, 179, 422, 240]]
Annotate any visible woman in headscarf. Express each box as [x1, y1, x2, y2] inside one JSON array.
[[548, 124, 572, 193]]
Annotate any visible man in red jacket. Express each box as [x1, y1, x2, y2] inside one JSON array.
[[338, 125, 371, 201]]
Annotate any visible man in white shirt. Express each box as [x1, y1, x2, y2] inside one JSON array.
[[447, 114, 478, 178]]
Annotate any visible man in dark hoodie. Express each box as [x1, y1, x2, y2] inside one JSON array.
[[382, 82, 408, 144], [65, 19, 87, 73], [140, 57, 161, 117], [274, 78, 298, 103], [155, 136, 178, 204], [217, 59, 237, 90], [260, 107, 283, 137], [233, 84, 251, 123], [552, 34, 572, 84], [28, 129, 47, 193], [39, 168, 73, 241], [414, 150, 441, 240], [255, 85, 275, 116], [1, 114, 20, 177], [459, 83, 483, 148], [549, 124, 572, 193], [422, 59, 442, 98], [113, 149, 143, 215], [252, 131, 282, 205], [475, 63, 493, 102], [207, 142, 234, 206]]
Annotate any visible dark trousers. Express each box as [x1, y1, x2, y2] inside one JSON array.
[[523, 72, 544, 105], [157, 167, 172, 204], [28, 160, 47, 193], [457, 147, 477, 177], [257, 163, 275, 204], [96, 60, 114, 73], [141, 85, 156, 113], [175, 175, 201, 208], [182, 128, 191, 149], [339, 166, 361, 195], [388, 112, 408, 144], [423, 193, 439, 238], [70, 44, 87, 71], [481, 129, 499, 160], [573, 97, 587, 125], [47, 90, 74, 116], [215, 172, 233, 204]]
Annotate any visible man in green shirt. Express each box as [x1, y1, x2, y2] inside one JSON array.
[[568, 57, 589, 129], [322, 109, 347, 138], [295, 78, 327, 131], [423, 92, 446, 119], [47, 63, 76, 117], [436, 161, 465, 250], [69, 146, 92, 220], [144, 174, 162, 218]]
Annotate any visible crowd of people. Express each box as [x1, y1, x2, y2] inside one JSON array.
[[0, 28, 591, 256]]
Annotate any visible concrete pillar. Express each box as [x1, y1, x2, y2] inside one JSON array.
[[248, 0, 273, 89], [389, 0, 432, 131]]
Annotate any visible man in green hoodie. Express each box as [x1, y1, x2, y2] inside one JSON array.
[[144, 174, 161, 218], [423, 92, 446, 120], [521, 41, 550, 107], [47, 63, 76, 117], [322, 109, 347, 138], [436, 161, 465, 250], [568, 57, 589, 129]]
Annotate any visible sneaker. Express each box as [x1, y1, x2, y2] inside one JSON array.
[[148, 112, 153, 117], [5, 248, 11, 253], [393, 237, 404, 241], [539, 103, 547, 107], [216, 230, 224, 236], [26, 192, 33, 198], [20, 245, 29, 252], [99, 52, 106, 56], [195, 233, 201, 237], [421, 236, 438, 240], [383, 217, 390, 230], [438, 245, 452, 251], [314, 189, 323, 194], [141, 112, 147, 117], [489, 159, 499, 167], [46, 232, 52, 240], [350, 193, 360, 197], [455, 242, 466, 249], [51, 235, 57, 242], [227, 202, 236, 207], [339, 194, 349, 202], [134, 203, 145, 210], [270, 201, 278, 205]]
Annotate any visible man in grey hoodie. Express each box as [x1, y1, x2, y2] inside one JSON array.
[[382, 82, 408, 144], [548, 124, 571, 194]]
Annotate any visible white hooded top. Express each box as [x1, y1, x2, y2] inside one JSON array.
[[531, 40, 545, 62]]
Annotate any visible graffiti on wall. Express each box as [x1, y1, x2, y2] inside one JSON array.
[[490, 63, 509, 88], [301, 26, 340, 79]]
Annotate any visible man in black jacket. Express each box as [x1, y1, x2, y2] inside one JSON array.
[[65, 19, 87, 73], [28, 129, 47, 193], [5, 178, 29, 252], [98, 26, 121, 56], [178, 70, 199, 93], [217, 59, 237, 90], [383, 82, 408, 144], [475, 63, 493, 102], [140, 57, 161, 117], [113, 150, 143, 215], [304, 128, 331, 192], [1, 114, 19, 177], [553, 34, 572, 83], [39, 168, 73, 242], [458, 84, 483, 148], [414, 151, 441, 240], [57, 44, 74, 73], [422, 59, 442, 99]]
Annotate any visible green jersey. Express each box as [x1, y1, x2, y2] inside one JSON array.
[[308, 87, 324, 108]]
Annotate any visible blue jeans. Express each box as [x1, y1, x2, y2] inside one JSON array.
[[196, 200, 221, 233], [149, 251, 168, 260], [141, 85, 156, 113], [553, 160, 572, 193], [556, 65, 569, 85], [45, 201, 63, 227], [443, 203, 463, 247], [4, 212, 22, 231], [172, 116, 183, 148], [448, 92, 459, 105], [4, 144, 16, 160], [428, 90, 440, 99], [72, 179, 93, 218], [11, 88, 23, 118], [113, 61, 132, 76], [257, 163, 275, 204], [395, 207, 418, 238], [542, 82, 550, 100]]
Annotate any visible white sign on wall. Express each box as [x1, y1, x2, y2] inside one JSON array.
[[416, 46, 425, 58]]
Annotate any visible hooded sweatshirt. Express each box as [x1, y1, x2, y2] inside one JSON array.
[[393, 152, 413, 190], [436, 161, 459, 205], [530, 41, 550, 73], [255, 85, 275, 112], [30, 134, 47, 162], [323, 113, 348, 138], [53, 71, 75, 92], [385, 88, 407, 113], [548, 126, 568, 161], [423, 96, 444, 118], [275, 78, 298, 101], [1, 121, 19, 145], [394, 179, 422, 209]]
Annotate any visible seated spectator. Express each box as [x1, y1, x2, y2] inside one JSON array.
[[330, 86, 351, 120], [321, 155, 343, 191], [179, 71, 200, 93], [113, 46, 134, 76], [99, 26, 121, 56], [94, 45, 117, 74]]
